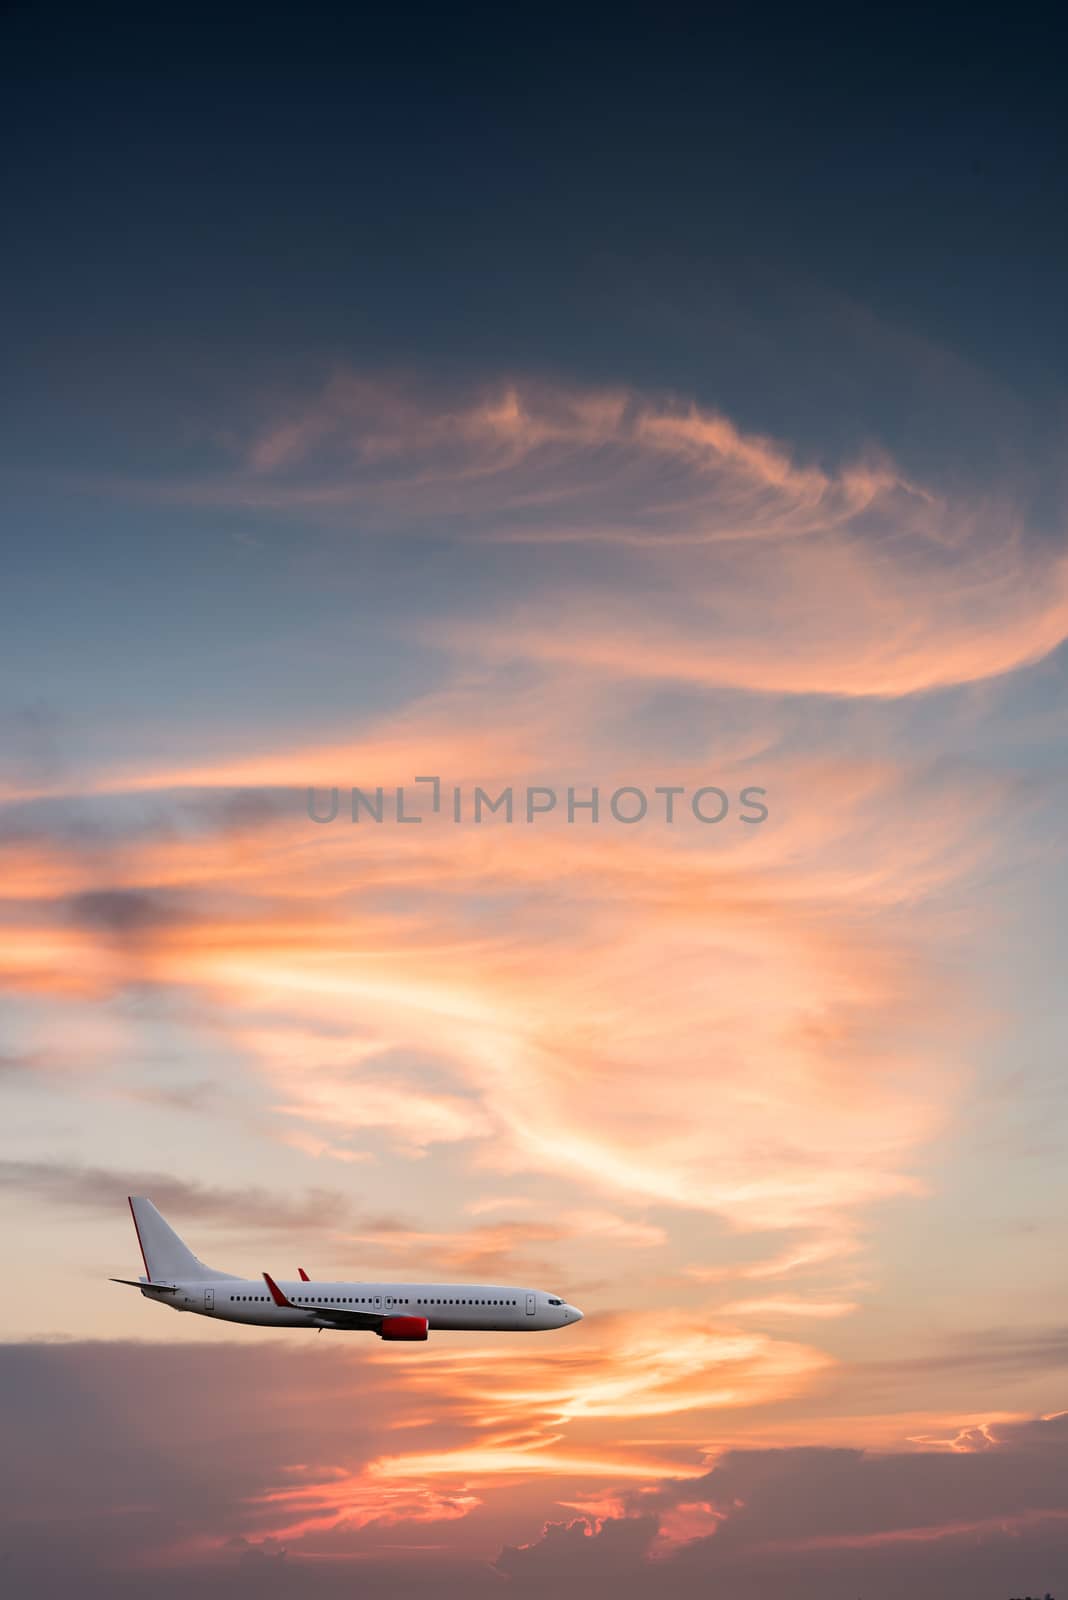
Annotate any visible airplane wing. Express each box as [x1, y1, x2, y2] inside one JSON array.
[[262, 1271, 384, 1330], [304, 1305, 384, 1330]]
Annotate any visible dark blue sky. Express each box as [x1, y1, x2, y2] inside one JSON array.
[[4, 4, 1065, 741], [3, 6, 1065, 476]]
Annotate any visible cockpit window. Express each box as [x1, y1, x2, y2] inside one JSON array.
[[547, 1297, 563, 1305]]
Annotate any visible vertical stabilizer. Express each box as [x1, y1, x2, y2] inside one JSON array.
[[128, 1197, 237, 1283]]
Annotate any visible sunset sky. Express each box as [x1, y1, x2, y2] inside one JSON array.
[[3, 11, 1068, 1598]]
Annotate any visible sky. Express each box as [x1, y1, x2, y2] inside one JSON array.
[[2, 8, 1068, 1598]]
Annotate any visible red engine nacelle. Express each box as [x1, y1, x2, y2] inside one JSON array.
[[379, 1315, 429, 1341]]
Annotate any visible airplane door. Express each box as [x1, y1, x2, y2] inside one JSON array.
[[525, 1293, 535, 1316], [373, 1294, 382, 1312], [204, 1288, 214, 1313]]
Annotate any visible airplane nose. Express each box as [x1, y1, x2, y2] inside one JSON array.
[[570, 1305, 584, 1322]]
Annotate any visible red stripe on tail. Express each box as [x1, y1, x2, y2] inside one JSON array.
[[128, 1197, 152, 1283]]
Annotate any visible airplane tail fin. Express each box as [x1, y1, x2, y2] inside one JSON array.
[[128, 1197, 236, 1283]]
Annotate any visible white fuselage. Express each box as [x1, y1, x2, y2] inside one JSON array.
[[137, 1276, 583, 1333]]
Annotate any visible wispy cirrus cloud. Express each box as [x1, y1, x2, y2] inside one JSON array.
[[0, 1161, 381, 1237], [0, 721, 1011, 1255], [123, 369, 1068, 699]]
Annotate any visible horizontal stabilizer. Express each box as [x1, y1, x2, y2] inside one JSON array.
[[110, 1277, 178, 1292]]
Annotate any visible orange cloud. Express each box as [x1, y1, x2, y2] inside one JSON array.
[[113, 369, 1068, 699], [716, 1296, 859, 1320], [0, 727, 996, 1273]]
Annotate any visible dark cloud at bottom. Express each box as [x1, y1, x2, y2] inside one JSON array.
[[499, 1423, 1068, 1598], [2, 1341, 1067, 1600]]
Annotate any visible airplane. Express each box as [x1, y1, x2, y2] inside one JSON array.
[[112, 1196, 584, 1341]]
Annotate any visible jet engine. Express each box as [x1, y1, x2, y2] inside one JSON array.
[[379, 1315, 429, 1341]]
